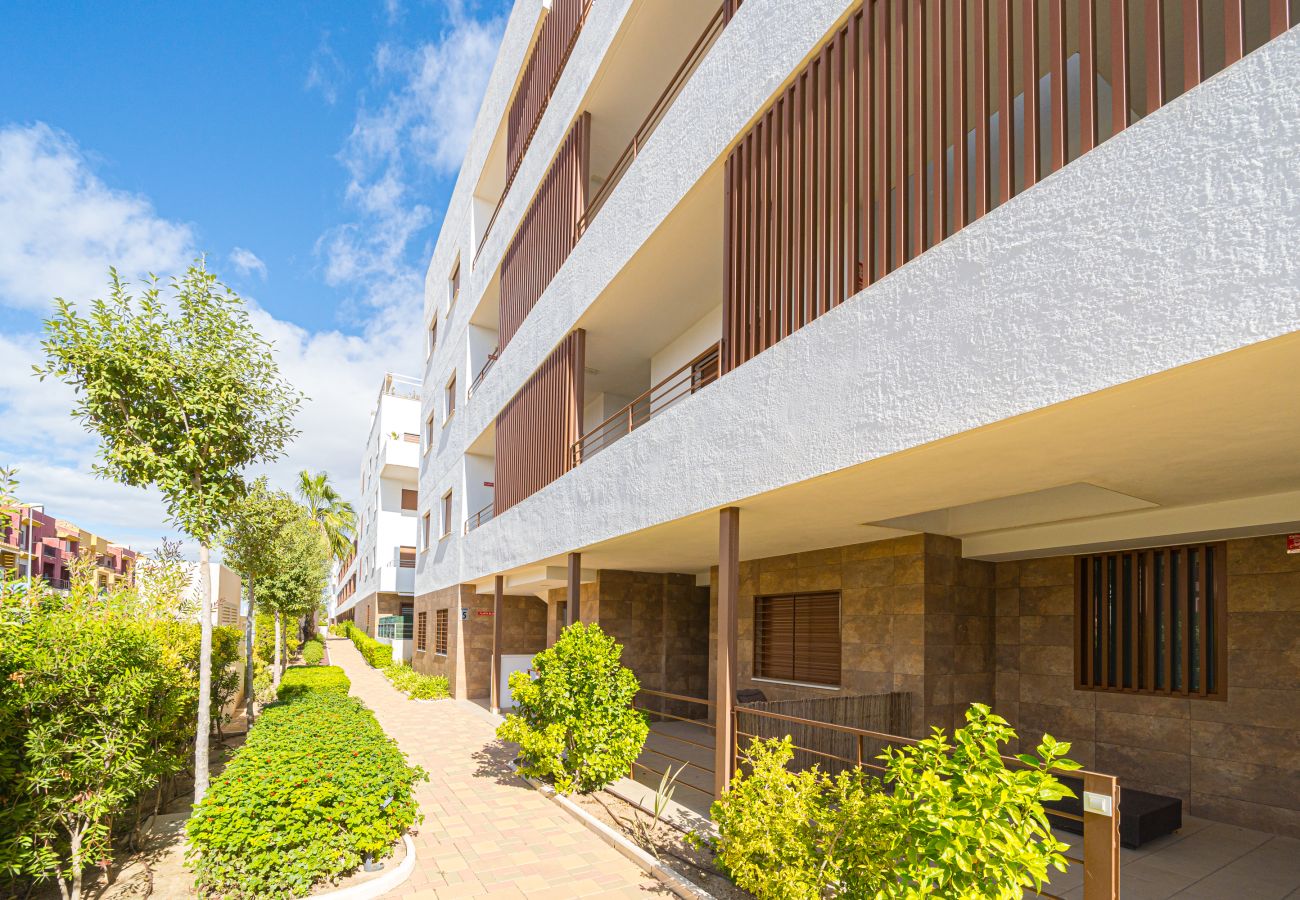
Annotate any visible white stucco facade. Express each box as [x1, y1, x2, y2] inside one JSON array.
[[416, 0, 1300, 595]]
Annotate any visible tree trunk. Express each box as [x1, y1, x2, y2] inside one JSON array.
[[273, 611, 283, 688], [67, 826, 83, 900], [244, 576, 256, 726], [194, 544, 213, 805]]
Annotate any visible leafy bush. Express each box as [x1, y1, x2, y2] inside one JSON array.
[[497, 623, 647, 794], [169, 622, 242, 733], [342, 622, 392, 669], [186, 669, 425, 899], [707, 704, 1077, 899], [278, 664, 350, 701], [0, 581, 198, 898], [301, 637, 325, 666], [382, 663, 449, 700], [706, 738, 888, 899]]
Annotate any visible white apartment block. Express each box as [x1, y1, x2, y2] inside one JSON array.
[[408, 0, 1300, 866], [331, 374, 421, 658]]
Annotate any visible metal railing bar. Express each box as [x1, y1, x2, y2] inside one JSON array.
[[633, 706, 717, 730], [638, 688, 717, 708], [630, 761, 716, 796]]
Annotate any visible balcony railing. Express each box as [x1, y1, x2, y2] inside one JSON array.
[[575, 3, 729, 238], [468, 348, 499, 397], [465, 500, 495, 534], [572, 341, 720, 465], [381, 372, 421, 401]]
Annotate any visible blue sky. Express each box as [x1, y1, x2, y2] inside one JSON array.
[[0, 0, 511, 556]]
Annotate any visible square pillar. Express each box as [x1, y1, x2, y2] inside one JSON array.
[[566, 552, 581, 626], [715, 507, 739, 800], [490, 575, 504, 713]]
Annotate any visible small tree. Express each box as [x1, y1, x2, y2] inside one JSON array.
[[221, 479, 303, 721], [36, 262, 303, 805], [257, 512, 329, 687], [497, 623, 648, 794]]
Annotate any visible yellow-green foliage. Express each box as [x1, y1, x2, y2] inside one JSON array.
[[707, 704, 1078, 899], [382, 663, 449, 700]]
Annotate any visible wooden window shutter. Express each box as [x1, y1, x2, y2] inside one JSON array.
[[416, 611, 428, 652], [401, 489, 418, 511], [755, 592, 841, 686], [435, 608, 449, 655]]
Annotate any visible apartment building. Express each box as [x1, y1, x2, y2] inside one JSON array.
[[1, 504, 137, 590], [188, 561, 245, 629], [331, 374, 421, 655], [412, 0, 1300, 844]]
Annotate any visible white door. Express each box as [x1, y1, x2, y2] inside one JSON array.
[[499, 654, 535, 709]]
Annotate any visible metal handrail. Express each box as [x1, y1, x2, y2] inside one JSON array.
[[572, 342, 720, 465], [464, 500, 495, 534], [468, 349, 499, 397], [575, 4, 727, 238]]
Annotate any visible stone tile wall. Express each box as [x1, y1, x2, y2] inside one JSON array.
[[993, 534, 1300, 836]]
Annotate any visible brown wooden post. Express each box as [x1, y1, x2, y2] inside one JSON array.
[[715, 506, 740, 800], [566, 552, 581, 627], [1082, 771, 1121, 900], [490, 575, 504, 714]]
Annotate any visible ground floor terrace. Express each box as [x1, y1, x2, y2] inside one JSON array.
[[409, 335, 1300, 897]]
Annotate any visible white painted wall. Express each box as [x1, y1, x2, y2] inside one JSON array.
[[649, 304, 722, 388], [438, 25, 1300, 589]]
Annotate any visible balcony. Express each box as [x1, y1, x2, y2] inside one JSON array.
[[574, 341, 720, 464], [379, 431, 420, 476]]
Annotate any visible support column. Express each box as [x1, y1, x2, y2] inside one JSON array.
[[566, 552, 581, 627], [715, 507, 739, 800], [490, 575, 504, 713]]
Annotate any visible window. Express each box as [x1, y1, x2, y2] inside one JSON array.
[[401, 488, 418, 511], [402, 432, 419, 443], [424, 412, 435, 452], [444, 373, 457, 423], [754, 592, 841, 686], [428, 319, 437, 357], [435, 608, 449, 654], [421, 513, 432, 551], [440, 491, 452, 538], [1075, 543, 1225, 697], [448, 259, 460, 308], [416, 611, 428, 652], [399, 546, 416, 568]]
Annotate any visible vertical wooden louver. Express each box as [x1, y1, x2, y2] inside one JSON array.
[[494, 330, 586, 515], [754, 592, 842, 686], [507, 0, 593, 177], [722, 0, 1296, 373], [500, 114, 591, 351], [1075, 543, 1226, 698]]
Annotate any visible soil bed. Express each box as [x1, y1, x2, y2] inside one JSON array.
[[570, 789, 754, 900]]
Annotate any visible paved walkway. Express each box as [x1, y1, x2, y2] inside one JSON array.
[[326, 636, 669, 899]]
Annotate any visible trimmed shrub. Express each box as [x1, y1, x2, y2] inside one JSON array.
[[382, 663, 449, 700], [186, 667, 425, 899], [278, 664, 349, 701], [706, 704, 1078, 899], [342, 622, 392, 669], [301, 637, 324, 666], [497, 622, 647, 794]]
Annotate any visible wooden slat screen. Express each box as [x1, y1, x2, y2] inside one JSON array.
[[435, 608, 449, 655], [1075, 543, 1226, 698], [722, 0, 1294, 373], [399, 546, 416, 568], [401, 489, 418, 511], [494, 330, 586, 516], [416, 610, 428, 652], [507, 0, 592, 178], [755, 592, 842, 686], [500, 113, 590, 351]]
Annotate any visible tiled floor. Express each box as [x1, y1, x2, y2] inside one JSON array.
[[635, 720, 1300, 899], [327, 636, 669, 899]]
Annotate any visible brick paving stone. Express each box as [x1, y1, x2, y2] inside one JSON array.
[[326, 635, 669, 898]]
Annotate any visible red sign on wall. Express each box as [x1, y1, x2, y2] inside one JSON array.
[[475, 610, 495, 617], [1287, 534, 1300, 555]]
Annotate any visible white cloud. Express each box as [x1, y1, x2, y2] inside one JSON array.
[[229, 246, 267, 278], [319, 8, 504, 325], [305, 33, 346, 106], [0, 123, 421, 559], [0, 123, 195, 312]]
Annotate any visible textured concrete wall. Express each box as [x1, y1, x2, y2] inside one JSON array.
[[993, 533, 1300, 836], [434, 26, 1300, 594]]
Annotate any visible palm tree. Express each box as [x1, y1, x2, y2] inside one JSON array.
[[296, 469, 356, 563]]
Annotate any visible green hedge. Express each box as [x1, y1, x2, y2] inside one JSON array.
[[277, 664, 349, 701], [340, 621, 392, 669], [186, 666, 425, 898], [383, 664, 449, 700], [301, 637, 325, 666]]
